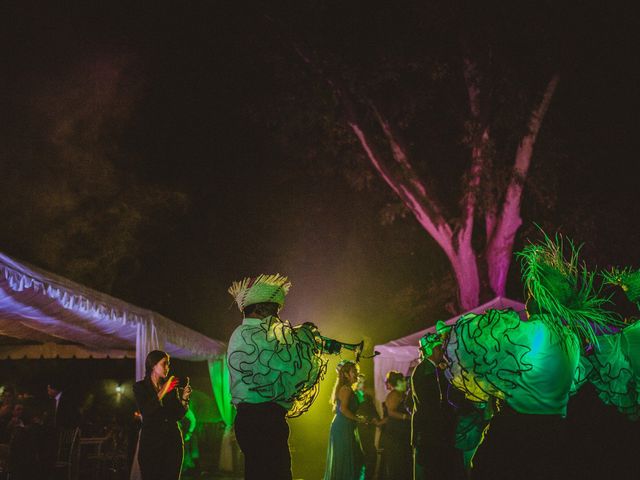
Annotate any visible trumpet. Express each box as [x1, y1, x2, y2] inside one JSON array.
[[320, 337, 379, 362], [296, 322, 379, 362]]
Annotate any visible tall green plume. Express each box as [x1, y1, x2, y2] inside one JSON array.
[[602, 267, 640, 308], [516, 230, 619, 346]]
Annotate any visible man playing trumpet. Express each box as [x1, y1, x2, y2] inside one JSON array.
[[227, 274, 328, 480]]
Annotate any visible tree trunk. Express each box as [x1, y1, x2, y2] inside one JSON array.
[[449, 243, 481, 311], [283, 31, 559, 311]]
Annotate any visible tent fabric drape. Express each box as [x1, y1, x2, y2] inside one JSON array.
[[208, 356, 236, 472], [208, 356, 235, 427], [373, 297, 526, 403], [135, 321, 161, 381], [0, 341, 133, 359], [0, 252, 226, 363], [0, 251, 230, 477]]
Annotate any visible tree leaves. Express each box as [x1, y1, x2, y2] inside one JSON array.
[[0, 56, 187, 293]]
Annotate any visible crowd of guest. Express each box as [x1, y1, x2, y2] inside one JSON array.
[[321, 350, 473, 480], [322, 365, 417, 480], [0, 381, 137, 480]]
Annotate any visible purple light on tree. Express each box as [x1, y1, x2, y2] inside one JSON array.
[[291, 41, 559, 310]]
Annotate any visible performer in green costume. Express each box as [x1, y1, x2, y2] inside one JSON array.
[[573, 267, 640, 419], [445, 233, 618, 479], [227, 274, 328, 480]]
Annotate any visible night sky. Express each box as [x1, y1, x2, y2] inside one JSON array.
[[2, 2, 640, 477], [2, 1, 639, 343]]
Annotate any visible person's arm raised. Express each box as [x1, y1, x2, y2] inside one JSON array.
[[158, 376, 179, 400]]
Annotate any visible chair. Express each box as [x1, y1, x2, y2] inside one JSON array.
[[55, 427, 80, 480], [78, 435, 111, 479]]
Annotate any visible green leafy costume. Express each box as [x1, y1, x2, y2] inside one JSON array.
[[573, 267, 640, 419], [445, 233, 617, 415]]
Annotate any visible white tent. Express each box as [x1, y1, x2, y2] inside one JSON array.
[[0, 251, 237, 477], [0, 251, 226, 379], [373, 296, 526, 403]]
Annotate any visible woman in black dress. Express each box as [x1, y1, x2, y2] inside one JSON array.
[[133, 350, 192, 480], [380, 370, 412, 480]]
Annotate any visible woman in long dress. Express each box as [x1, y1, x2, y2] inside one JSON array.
[[324, 360, 365, 480]]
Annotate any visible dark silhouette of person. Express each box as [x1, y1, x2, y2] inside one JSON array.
[[47, 381, 80, 430], [381, 370, 412, 479], [355, 374, 378, 480], [133, 350, 191, 480], [411, 332, 465, 480]]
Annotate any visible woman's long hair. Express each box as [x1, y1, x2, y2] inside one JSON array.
[[144, 350, 169, 379], [330, 361, 359, 411], [385, 370, 405, 391]]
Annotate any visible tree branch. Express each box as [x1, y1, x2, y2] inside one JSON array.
[[368, 105, 448, 222], [460, 58, 490, 246], [463, 58, 482, 118], [497, 74, 559, 233], [485, 74, 560, 294], [348, 121, 454, 256], [275, 19, 455, 254]]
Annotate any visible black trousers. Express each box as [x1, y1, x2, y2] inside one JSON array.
[[234, 402, 292, 480], [413, 444, 466, 480], [138, 427, 184, 480], [473, 408, 566, 480]]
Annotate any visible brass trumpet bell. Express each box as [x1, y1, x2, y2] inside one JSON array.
[[321, 337, 365, 361]]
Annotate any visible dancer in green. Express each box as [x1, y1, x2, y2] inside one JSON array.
[[573, 267, 640, 419], [445, 233, 618, 479], [227, 274, 328, 480]]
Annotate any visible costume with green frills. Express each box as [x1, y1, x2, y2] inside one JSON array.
[[572, 267, 640, 419], [227, 274, 328, 418], [227, 274, 329, 480], [443, 233, 620, 478], [445, 233, 616, 415]]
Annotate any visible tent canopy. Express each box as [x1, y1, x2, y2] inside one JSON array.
[[373, 296, 526, 402], [0, 251, 226, 379]]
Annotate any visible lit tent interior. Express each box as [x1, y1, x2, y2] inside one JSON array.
[[0, 251, 235, 473]]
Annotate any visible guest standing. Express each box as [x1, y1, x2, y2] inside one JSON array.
[[324, 360, 365, 480], [133, 350, 192, 480], [412, 330, 466, 480], [46, 380, 80, 429], [355, 374, 378, 480], [380, 371, 412, 480]]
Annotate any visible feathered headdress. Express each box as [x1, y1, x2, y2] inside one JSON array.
[[419, 320, 451, 356], [602, 267, 640, 307], [228, 274, 291, 312], [516, 230, 619, 346]]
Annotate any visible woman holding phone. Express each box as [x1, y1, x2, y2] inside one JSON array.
[[133, 350, 192, 480]]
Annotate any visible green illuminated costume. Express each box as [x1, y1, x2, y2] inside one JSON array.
[[443, 233, 620, 479], [445, 233, 615, 415], [446, 309, 580, 415], [228, 274, 329, 480], [227, 315, 328, 417], [572, 267, 640, 419], [227, 274, 328, 418]]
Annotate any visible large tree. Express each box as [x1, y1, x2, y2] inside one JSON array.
[[261, 2, 568, 310]]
